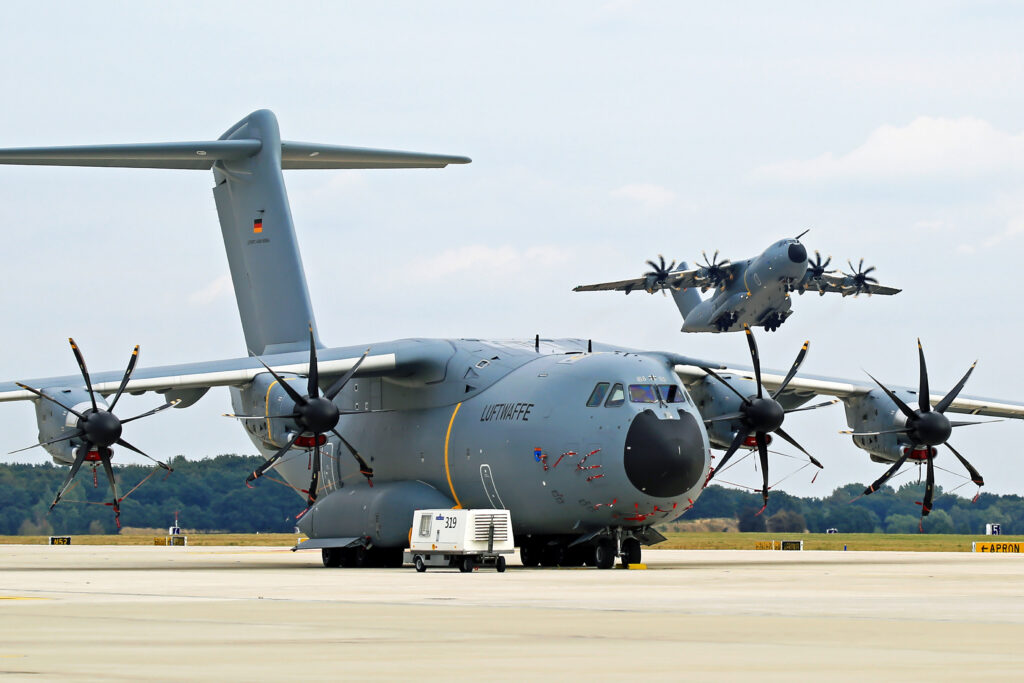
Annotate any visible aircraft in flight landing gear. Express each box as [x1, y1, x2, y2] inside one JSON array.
[[573, 237, 901, 332], [0, 111, 1019, 567]]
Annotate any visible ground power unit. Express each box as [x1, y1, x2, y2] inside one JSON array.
[[405, 509, 514, 572]]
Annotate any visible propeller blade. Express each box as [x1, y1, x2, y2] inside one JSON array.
[[756, 432, 770, 506], [332, 429, 374, 480], [840, 427, 911, 437], [17, 383, 85, 419], [917, 339, 930, 413], [250, 354, 307, 406], [865, 371, 918, 421], [948, 419, 1003, 428], [863, 453, 909, 495], [9, 429, 84, 455], [306, 441, 321, 507], [119, 399, 181, 425], [306, 325, 319, 399], [325, 349, 372, 401], [100, 450, 121, 525], [946, 442, 984, 486], [115, 438, 170, 471], [699, 367, 751, 405], [247, 432, 302, 483], [922, 454, 935, 517], [784, 399, 838, 414], [108, 345, 140, 412], [772, 340, 810, 399], [774, 427, 822, 468], [704, 411, 746, 424], [68, 338, 98, 413], [50, 446, 87, 509], [935, 361, 978, 413], [222, 412, 300, 420], [742, 325, 763, 398], [705, 429, 750, 485]]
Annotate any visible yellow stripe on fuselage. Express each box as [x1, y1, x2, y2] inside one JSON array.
[[444, 403, 463, 509]]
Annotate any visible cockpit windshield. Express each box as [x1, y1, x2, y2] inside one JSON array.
[[628, 384, 688, 404]]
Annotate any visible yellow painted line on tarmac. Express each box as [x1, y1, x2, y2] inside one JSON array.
[[0, 596, 48, 600]]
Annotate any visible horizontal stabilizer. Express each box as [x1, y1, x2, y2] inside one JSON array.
[[0, 140, 261, 170], [281, 141, 470, 169], [0, 141, 471, 171]]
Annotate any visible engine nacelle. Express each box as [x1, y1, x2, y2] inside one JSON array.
[[688, 374, 758, 449], [841, 390, 916, 463], [33, 388, 106, 465], [231, 370, 309, 449]]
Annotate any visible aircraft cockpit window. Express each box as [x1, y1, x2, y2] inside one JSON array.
[[658, 384, 688, 404], [605, 383, 625, 407], [628, 385, 659, 403], [587, 382, 610, 407]]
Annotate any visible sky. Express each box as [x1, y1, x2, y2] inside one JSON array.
[[1, 1, 1023, 499]]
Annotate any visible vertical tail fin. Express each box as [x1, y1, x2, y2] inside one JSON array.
[[670, 261, 702, 321], [213, 111, 315, 355], [0, 109, 471, 355]]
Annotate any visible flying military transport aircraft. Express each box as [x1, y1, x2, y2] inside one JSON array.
[[573, 238, 901, 332], [0, 110, 1021, 568]]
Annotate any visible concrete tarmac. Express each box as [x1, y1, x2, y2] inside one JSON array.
[[0, 545, 1022, 680]]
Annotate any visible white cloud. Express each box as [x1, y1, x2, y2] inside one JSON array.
[[757, 117, 1024, 183], [413, 245, 570, 282], [187, 274, 232, 305], [610, 183, 676, 210]]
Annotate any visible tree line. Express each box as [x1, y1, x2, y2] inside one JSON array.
[[0, 455, 1020, 535]]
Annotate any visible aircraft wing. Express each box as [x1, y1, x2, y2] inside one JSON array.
[[573, 267, 704, 294], [673, 363, 1024, 418], [794, 273, 901, 297], [0, 339, 453, 404]]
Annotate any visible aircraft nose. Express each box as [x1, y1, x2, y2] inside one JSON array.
[[623, 410, 706, 497], [788, 242, 807, 264]]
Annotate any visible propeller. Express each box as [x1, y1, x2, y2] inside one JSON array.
[[700, 325, 832, 511], [851, 340, 988, 526], [796, 251, 835, 297], [240, 326, 373, 507], [698, 250, 732, 291], [842, 258, 878, 296], [642, 254, 677, 294], [12, 339, 177, 528]]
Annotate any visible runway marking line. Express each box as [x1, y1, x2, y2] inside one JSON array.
[[0, 596, 48, 600]]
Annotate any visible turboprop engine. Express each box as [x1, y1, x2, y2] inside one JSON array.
[[31, 388, 98, 465]]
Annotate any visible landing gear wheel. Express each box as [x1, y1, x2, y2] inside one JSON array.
[[338, 548, 355, 568], [353, 546, 372, 568], [622, 538, 641, 566], [321, 548, 342, 568], [594, 540, 616, 570], [414, 555, 426, 573], [496, 556, 506, 573], [459, 556, 475, 573], [519, 542, 540, 567], [540, 543, 564, 567]]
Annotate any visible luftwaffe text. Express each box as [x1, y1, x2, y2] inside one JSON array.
[[480, 403, 534, 422]]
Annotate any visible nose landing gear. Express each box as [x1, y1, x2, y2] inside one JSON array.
[[519, 531, 645, 569]]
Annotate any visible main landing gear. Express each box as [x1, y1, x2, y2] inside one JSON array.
[[519, 534, 643, 569]]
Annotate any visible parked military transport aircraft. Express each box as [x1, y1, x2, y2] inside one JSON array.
[[574, 238, 901, 332], [0, 110, 1021, 568]]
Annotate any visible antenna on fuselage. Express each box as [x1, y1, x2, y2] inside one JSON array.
[[535, 334, 540, 352], [587, 339, 592, 353]]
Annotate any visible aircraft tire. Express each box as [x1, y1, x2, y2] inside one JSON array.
[[353, 546, 373, 568], [321, 548, 342, 568], [414, 555, 426, 573], [594, 540, 616, 570], [622, 538, 641, 565]]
